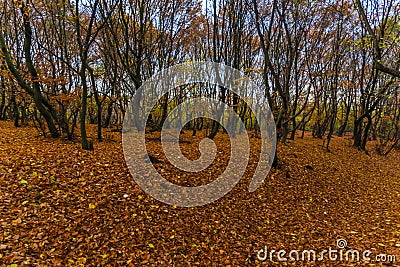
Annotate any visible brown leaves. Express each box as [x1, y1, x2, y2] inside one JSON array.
[[0, 122, 399, 266]]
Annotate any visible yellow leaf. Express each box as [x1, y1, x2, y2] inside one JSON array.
[[170, 235, 174, 239], [89, 203, 96, 210], [12, 218, 22, 224], [148, 244, 154, 249], [101, 254, 107, 259], [132, 214, 137, 218], [378, 243, 385, 247]]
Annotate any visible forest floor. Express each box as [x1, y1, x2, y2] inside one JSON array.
[[0, 121, 400, 266]]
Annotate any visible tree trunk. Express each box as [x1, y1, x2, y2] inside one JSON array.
[[337, 104, 351, 136], [79, 68, 92, 150], [360, 114, 372, 150], [0, 11, 59, 137], [21, 4, 59, 137], [208, 85, 226, 140], [0, 86, 5, 120], [11, 92, 19, 127], [104, 100, 114, 128], [97, 102, 102, 141], [353, 116, 364, 149]]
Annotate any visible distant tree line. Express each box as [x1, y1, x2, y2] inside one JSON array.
[[0, 0, 399, 155]]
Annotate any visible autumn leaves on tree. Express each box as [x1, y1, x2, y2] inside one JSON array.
[[0, 0, 398, 154]]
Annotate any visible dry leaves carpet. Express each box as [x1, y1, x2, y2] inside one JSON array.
[[0, 121, 399, 266]]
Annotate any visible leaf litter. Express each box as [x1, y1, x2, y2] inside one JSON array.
[[0, 121, 399, 266]]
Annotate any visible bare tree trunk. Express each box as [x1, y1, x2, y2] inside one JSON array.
[[0, 82, 5, 120], [0, 7, 59, 137]]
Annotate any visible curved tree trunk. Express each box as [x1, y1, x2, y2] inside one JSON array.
[[0, 10, 59, 137]]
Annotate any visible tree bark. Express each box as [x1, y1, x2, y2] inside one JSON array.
[[0, 9, 59, 137]]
